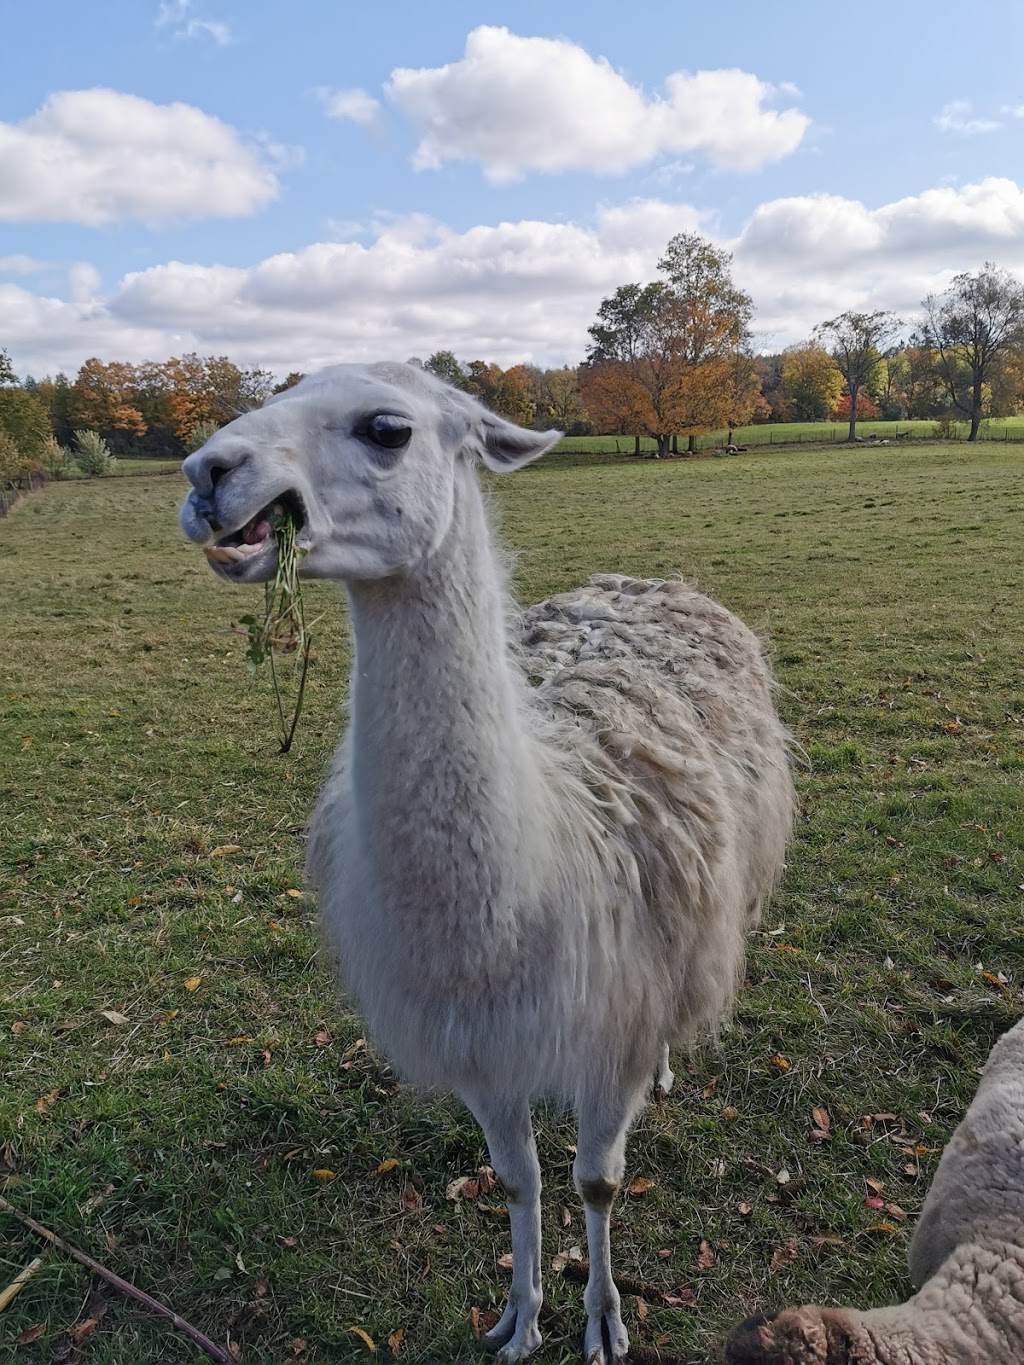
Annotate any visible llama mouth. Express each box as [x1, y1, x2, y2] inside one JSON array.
[[203, 490, 307, 572]]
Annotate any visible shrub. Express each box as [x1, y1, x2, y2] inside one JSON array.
[[184, 419, 221, 454], [73, 428, 116, 476], [38, 435, 77, 479], [0, 430, 26, 485], [933, 413, 959, 440]]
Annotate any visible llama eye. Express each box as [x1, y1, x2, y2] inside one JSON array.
[[366, 414, 412, 450]]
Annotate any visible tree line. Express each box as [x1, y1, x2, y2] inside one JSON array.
[[3, 237, 1024, 485]]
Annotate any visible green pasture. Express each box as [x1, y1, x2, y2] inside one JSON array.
[[554, 415, 1024, 455], [2, 442, 1022, 1363]]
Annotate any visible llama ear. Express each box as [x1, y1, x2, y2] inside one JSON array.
[[477, 413, 563, 472]]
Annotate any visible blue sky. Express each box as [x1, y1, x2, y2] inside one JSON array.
[[3, 0, 1024, 377]]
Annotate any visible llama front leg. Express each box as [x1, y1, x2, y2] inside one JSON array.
[[574, 1080, 650, 1365], [462, 1093, 543, 1362]]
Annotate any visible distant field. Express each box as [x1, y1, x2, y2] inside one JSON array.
[[112, 458, 182, 476], [2, 444, 1023, 1363], [555, 415, 1024, 455]]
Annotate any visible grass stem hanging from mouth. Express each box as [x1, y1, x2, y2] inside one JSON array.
[[235, 507, 313, 754]]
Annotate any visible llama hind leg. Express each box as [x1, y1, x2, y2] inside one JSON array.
[[574, 1078, 650, 1364], [462, 1092, 543, 1362]]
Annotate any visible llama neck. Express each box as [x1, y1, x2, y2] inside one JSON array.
[[344, 468, 543, 905]]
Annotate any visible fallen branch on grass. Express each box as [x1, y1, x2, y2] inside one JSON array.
[[0, 1254, 46, 1312], [0, 1196, 234, 1364]]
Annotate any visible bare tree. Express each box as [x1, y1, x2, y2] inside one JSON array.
[[813, 310, 901, 442], [922, 263, 1024, 442]]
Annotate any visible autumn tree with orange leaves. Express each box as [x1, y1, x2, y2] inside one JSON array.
[[581, 234, 759, 454], [68, 359, 147, 443]]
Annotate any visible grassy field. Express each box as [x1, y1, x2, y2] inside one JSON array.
[[2, 443, 1022, 1364], [555, 415, 1024, 455]]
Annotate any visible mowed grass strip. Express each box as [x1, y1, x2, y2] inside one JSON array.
[[1, 443, 1022, 1364]]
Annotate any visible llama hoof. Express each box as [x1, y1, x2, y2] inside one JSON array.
[[484, 1295, 543, 1361], [653, 1046, 675, 1099], [583, 1309, 630, 1364]]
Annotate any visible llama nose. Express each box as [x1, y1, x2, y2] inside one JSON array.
[[182, 444, 248, 499]]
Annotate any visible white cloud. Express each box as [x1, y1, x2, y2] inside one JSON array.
[[6, 178, 1024, 377], [732, 177, 1024, 341], [1001, 103, 1024, 119], [384, 26, 808, 180], [0, 254, 48, 275], [320, 87, 382, 126], [0, 89, 279, 225], [156, 1, 231, 44], [934, 100, 1000, 135]]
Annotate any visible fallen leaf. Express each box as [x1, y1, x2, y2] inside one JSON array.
[[738, 1202, 753, 1216], [561, 1206, 572, 1229], [183, 977, 202, 992], [865, 1178, 885, 1194], [387, 1328, 404, 1358], [11, 1020, 27, 1034], [885, 1202, 907, 1221], [809, 1233, 846, 1251], [35, 1088, 59, 1113], [636, 1297, 649, 1323], [701, 1076, 719, 1099], [722, 1106, 740, 1119], [314, 1029, 331, 1048], [313, 1169, 337, 1181], [469, 1307, 500, 1339], [696, 1240, 715, 1271], [375, 1158, 400, 1176], [285, 889, 303, 898], [401, 1182, 422, 1213], [657, 1247, 673, 1258], [226, 1036, 252, 1046], [79, 1184, 113, 1216], [775, 1168, 791, 1185], [348, 1326, 376, 1353], [811, 1106, 830, 1133], [770, 1054, 791, 1071], [16, 1323, 45, 1345], [627, 1176, 656, 1196], [903, 1162, 919, 1177], [446, 1175, 479, 1202], [70, 1317, 100, 1344], [661, 1288, 697, 1308], [865, 1221, 901, 1235], [497, 1253, 514, 1270], [770, 1240, 799, 1272], [100, 1009, 130, 1026], [864, 1195, 885, 1210], [210, 845, 242, 857]]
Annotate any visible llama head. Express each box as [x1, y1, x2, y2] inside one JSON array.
[[179, 361, 561, 583]]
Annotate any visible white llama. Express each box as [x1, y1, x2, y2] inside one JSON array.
[[725, 1015, 1024, 1365], [180, 362, 795, 1363]]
